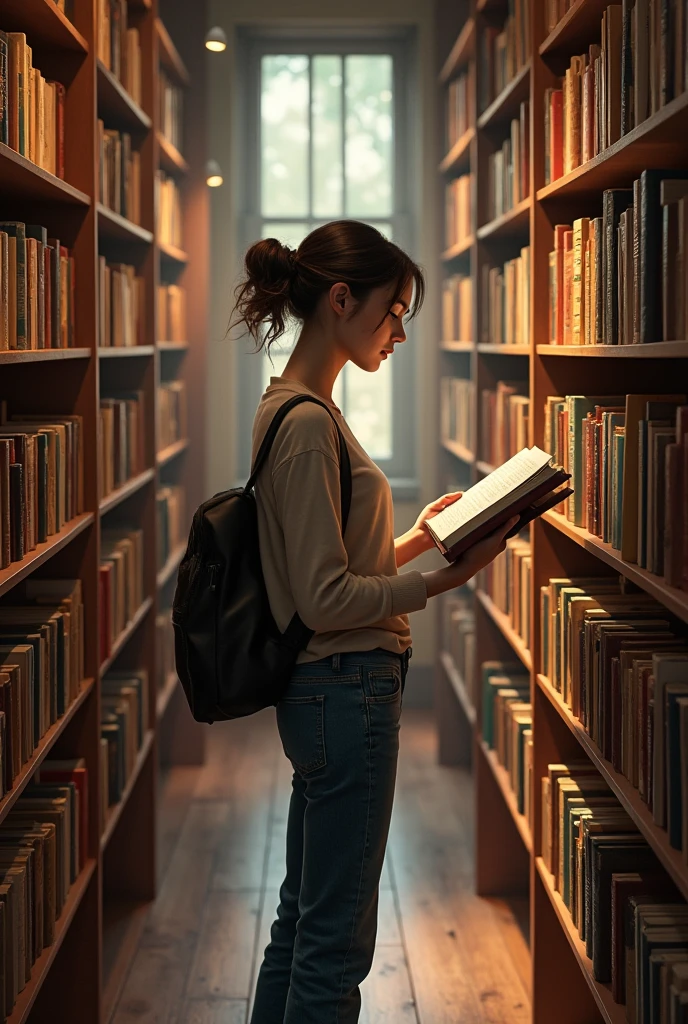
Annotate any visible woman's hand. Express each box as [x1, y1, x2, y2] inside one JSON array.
[[394, 491, 464, 567], [412, 491, 463, 552], [421, 516, 519, 598]]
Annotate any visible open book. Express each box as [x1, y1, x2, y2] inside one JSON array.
[[425, 447, 572, 562]]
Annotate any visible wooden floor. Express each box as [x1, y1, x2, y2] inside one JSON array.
[[112, 710, 531, 1023]]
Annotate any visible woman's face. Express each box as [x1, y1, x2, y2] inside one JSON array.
[[329, 279, 415, 373]]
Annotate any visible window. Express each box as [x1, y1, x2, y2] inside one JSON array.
[[236, 32, 418, 492]]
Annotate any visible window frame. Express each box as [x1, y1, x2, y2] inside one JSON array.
[[234, 27, 420, 498]]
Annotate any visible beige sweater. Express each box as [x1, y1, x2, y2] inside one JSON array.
[[251, 377, 428, 663]]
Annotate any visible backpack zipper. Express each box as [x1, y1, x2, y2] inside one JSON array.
[[208, 563, 220, 591]]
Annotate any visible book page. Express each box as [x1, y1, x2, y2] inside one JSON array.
[[430, 447, 553, 542]]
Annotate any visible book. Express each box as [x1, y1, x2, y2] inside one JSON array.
[[440, 377, 474, 453], [98, 257, 145, 348], [157, 283, 187, 343], [444, 173, 473, 250], [425, 447, 572, 562], [156, 485, 185, 570], [157, 380, 188, 451], [480, 247, 530, 346]]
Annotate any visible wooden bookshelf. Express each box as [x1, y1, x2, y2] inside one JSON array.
[[441, 437, 475, 463], [0, 1, 208, 1018], [435, 1, 688, 1019]]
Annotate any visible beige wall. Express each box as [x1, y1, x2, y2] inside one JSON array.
[[206, 0, 440, 671]]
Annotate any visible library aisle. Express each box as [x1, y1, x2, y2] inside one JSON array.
[[112, 710, 531, 1024]]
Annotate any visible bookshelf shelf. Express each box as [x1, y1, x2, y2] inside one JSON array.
[[538, 0, 612, 60], [439, 651, 476, 726], [157, 673, 179, 721], [0, 513, 94, 600], [0, 143, 91, 206], [156, 437, 189, 467], [0, 348, 92, 364], [99, 469, 156, 516], [477, 61, 530, 130], [536, 90, 688, 202], [96, 59, 152, 132], [98, 345, 156, 358], [157, 131, 189, 175], [6, 858, 98, 1024], [440, 17, 475, 83], [100, 730, 155, 851], [97, 203, 154, 245], [535, 858, 624, 1024], [479, 739, 533, 853], [477, 196, 531, 240], [476, 589, 532, 671], [1, 0, 88, 53], [441, 437, 475, 463], [0, 677, 94, 829], [477, 344, 530, 355], [156, 542, 185, 589], [475, 459, 496, 474], [541, 510, 688, 625], [157, 340, 189, 352], [442, 235, 475, 262], [156, 18, 190, 86], [439, 127, 475, 174], [100, 596, 153, 677], [536, 342, 688, 358], [158, 240, 189, 265], [441, 340, 474, 352], [536, 673, 688, 902]]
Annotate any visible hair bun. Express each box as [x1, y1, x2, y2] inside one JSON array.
[[244, 237, 295, 292]]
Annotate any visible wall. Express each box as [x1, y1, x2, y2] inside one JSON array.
[[206, 0, 440, 703]]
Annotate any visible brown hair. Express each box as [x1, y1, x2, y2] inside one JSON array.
[[229, 220, 425, 354]]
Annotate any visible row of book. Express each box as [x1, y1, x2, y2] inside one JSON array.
[[0, 579, 84, 802], [440, 376, 474, 454], [0, 768, 86, 1018], [156, 171, 183, 249], [544, 394, 687, 588], [98, 391, 146, 501], [157, 284, 186, 343], [442, 592, 477, 711], [480, 533, 531, 655], [544, 3, 688, 185], [477, 0, 529, 115], [158, 70, 184, 153], [97, 122, 142, 225], [542, 761, 688, 1018], [480, 246, 530, 347], [99, 528, 145, 664], [481, 663, 531, 818], [480, 380, 529, 469], [445, 69, 472, 153], [541, 577, 688, 863], [96, 0, 142, 107], [158, 381, 188, 451], [0, 222, 75, 351], [156, 485, 185, 571], [441, 274, 471, 344], [0, 31, 65, 177], [485, 101, 529, 223], [0, 411, 84, 569], [548, 171, 688, 347], [100, 669, 148, 817], [156, 609, 175, 696], [445, 173, 472, 251], [97, 257, 145, 349]]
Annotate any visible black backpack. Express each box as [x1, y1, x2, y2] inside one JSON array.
[[172, 394, 352, 723]]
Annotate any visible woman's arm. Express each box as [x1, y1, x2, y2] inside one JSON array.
[[395, 490, 463, 568]]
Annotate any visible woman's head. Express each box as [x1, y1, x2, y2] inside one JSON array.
[[230, 220, 425, 373]]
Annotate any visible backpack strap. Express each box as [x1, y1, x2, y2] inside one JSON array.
[[244, 393, 353, 656]]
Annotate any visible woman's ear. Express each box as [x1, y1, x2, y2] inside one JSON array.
[[329, 282, 352, 317]]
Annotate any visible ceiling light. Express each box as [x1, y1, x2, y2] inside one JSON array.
[[206, 159, 223, 187], [205, 26, 227, 52]]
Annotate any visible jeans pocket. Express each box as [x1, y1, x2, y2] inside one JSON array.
[[276, 695, 326, 774], [366, 666, 402, 703]]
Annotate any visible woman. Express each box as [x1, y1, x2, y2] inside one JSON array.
[[231, 221, 518, 1024]]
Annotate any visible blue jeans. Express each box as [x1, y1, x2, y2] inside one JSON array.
[[250, 646, 411, 1024]]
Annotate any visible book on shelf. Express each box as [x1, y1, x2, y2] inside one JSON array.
[[442, 592, 476, 707], [158, 69, 184, 153], [440, 376, 474, 453], [480, 246, 530, 347], [97, 257, 145, 348], [480, 379, 529, 468], [482, 663, 531, 816], [445, 173, 473, 250], [156, 170, 183, 248], [486, 101, 529, 222], [479, 532, 531, 651], [98, 390, 146, 500], [425, 446, 572, 562], [157, 379, 187, 450], [97, 121, 142, 224], [0, 222, 75, 351], [544, 6, 688, 185], [156, 484, 185, 570], [96, 0, 142, 106], [99, 528, 145, 662], [477, 0, 530, 115], [156, 609, 176, 695], [100, 669, 149, 811], [0, 31, 65, 177], [0, 410, 85, 568], [441, 274, 471, 344], [157, 283, 186, 343]]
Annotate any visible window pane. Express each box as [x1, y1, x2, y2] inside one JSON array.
[[345, 55, 393, 218], [261, 221, 309, 250], [262, 55, 309, 217], [313, 56, 343, 218], [259, 221, 308, 391], [344, 358, 392, 459]]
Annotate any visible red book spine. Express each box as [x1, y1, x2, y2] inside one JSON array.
[[550, 89, 564, 181]]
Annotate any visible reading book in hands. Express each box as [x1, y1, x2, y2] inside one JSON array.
[[425, 447, 573, 562]]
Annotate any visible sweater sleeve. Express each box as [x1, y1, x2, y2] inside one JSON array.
[[272, 446, 427, 633]]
